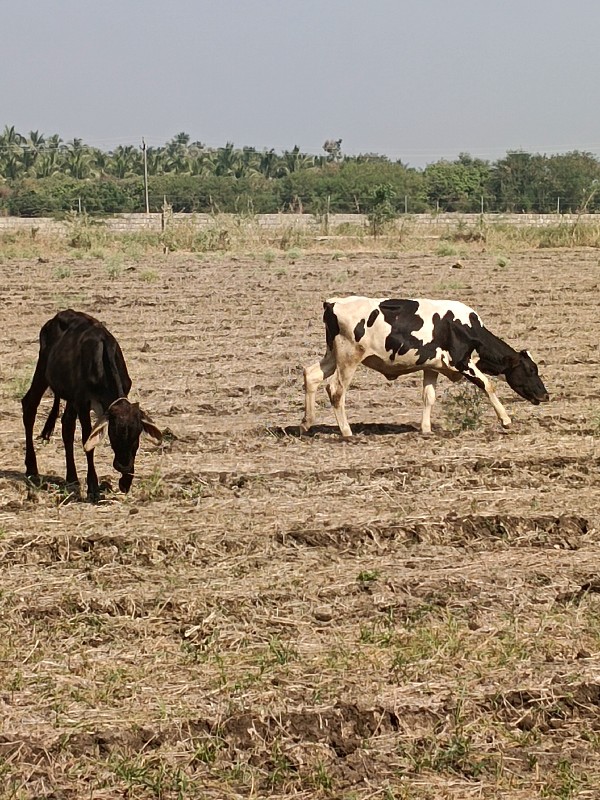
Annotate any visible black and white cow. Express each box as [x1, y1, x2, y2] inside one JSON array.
[[22, 309, 162, 500], [301, 296, 549, 437]]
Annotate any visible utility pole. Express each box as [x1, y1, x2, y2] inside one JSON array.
[[142, 138, 150, 214]]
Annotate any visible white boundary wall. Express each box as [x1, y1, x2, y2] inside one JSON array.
[[0, 212, 599, 234]]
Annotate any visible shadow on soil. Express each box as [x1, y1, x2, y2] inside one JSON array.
[[0, 470, 114, 504], [0, 469, 36, 484], [270, 422, 418, 438]]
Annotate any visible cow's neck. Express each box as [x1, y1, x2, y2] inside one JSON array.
[[92, 392, 128, 419], [97, 352, 130, 412], [93, 375, 129, 415], [475, 327, 518, 375], [99, 389, 129, 413]]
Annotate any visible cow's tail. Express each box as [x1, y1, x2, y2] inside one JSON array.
[[322, 301, 340, 351], [39, 393, 61, 441]]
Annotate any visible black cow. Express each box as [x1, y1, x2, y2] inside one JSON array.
[[22, 310, 162, 499], [301, 295, 549, 437]]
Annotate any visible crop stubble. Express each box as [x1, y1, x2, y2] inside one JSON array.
[[0, 249, 599, 798]]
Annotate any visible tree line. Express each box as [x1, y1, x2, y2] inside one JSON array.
[[1, 126, 600, 217]]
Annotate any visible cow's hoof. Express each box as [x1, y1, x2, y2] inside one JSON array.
[[86, 486, 101, 503]]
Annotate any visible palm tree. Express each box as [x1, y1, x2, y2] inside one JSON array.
[[108, 144, 142, 178], [214, 142, 242, 177], [238, 147, 261, 178], [189, 150, 215, 177], [258, 148, 279, 179], [146, 147, 166, 176], [0, 125, 25, 179], [171, 132, 190, 149], [91, 149, 111, 177], [164, 132, 191, 174], [34, 133, 62, 178], [280, 145, 314, 175], [63, 138, 96, 179], [20, 130, 45, 174]]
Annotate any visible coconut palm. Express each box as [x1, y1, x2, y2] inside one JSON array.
[[238, 147, 262, 178], [0, 125, 25, 179], [34, 134, 62, 178], [280, 145, 314, 175], [108, 144, 142, 178], [213, 142, 243, 177], [146, 147, 166, 176], [20, 130, 45, 174], [189, 150, 215, 177], [63, 138, 96, 179], [258, 148, 279, 179], [164, 132, 191, 174]]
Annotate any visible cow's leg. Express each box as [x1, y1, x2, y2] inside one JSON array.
[[40, 394, 61, 441], [61, 402, 79, 485], [301, 350, 336, 432], [21, 362, 49, 478], [326, 360, 359, 438], [463, 361, 511, 428], [78, 406, 100, 500], [421, 369, 439, 434]]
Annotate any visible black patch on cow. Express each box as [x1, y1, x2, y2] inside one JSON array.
[[379, 299, 425, 362], [323, 302, 340, 351], [463, 370, 486, 390], [367, 308, 379, 327], [354, 319, 366, 342], [438, 315, 481, 371]]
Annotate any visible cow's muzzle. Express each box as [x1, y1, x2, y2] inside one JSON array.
[[114, 460, 134, 493], [533, 392, 550, 405], [118, 473, 134, 493]]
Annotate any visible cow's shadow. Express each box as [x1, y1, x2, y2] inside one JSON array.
[[269, 422, 418, 439], [0, 469, 113, 503], [0, 468, 35, 483]]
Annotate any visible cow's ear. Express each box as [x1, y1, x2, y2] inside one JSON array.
[[141, 414, 162, 444], [83, 417, 109, 452]]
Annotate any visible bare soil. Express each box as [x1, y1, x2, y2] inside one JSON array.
[[1, 247, 600, 798]]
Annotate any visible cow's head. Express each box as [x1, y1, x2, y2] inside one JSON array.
[[505, 350, 549, 405], [84, 399, 162, 493]]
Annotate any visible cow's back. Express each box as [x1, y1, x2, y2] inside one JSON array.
[[42, 310, 131, 402], [325, 295, 485, 373]]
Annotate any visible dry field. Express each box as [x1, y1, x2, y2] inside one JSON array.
[[1, 241, 600, 798]]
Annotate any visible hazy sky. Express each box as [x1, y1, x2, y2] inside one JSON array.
[[3, 0, 600, 167]]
